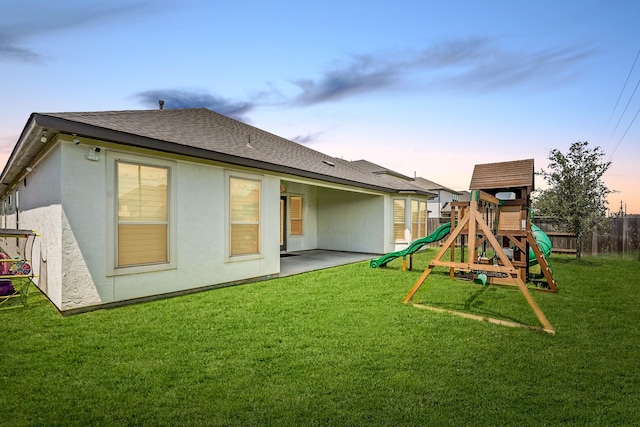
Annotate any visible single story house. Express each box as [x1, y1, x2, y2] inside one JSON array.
[[0, 108, 436, 312]]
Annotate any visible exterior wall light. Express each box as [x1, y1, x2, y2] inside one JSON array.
[[86, 147, 100, 161]]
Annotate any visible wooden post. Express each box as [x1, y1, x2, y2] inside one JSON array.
[[467, 196, 478, 264], [450, 211, 456, 279]]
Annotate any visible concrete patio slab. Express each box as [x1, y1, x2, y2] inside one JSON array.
[[279, 250, 376, 277]]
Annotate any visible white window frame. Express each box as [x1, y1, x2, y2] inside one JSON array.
[[411, 199, 428, 240], [106, 152, 177, 276], [392, 198, 407, 242], [225, 170, 264, 262]]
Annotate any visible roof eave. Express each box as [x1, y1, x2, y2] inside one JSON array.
[[397, 190, 438, 198], [0, 114, 41, 190]]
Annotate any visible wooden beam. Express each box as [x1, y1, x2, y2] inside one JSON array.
[[409, 302, 555, 334], [467, 200, 478, 264], [430, 260, 517, 274], [511, 275, 554, 333], [473, 190, 500, 205], [503, 233, 527, 253], [403, 265, 435, 303], [474, 210, 514, 269], [526, 231, 558, 291]]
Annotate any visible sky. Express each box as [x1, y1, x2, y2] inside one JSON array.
[[1, 0, 639, 213]]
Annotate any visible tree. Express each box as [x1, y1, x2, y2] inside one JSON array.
[[534, 141, 613, 258]]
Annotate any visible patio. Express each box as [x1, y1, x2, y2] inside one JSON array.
[[279, 250, 376, 277]]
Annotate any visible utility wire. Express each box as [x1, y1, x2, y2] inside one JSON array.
[[610, 104, 640, 159], [608, 77, 640, 142], [608, 48, 640, 126]]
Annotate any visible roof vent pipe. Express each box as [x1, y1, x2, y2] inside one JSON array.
[[159, 100, 164, 110]]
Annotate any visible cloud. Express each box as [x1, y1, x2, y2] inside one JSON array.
[[290, 132, 324, 145], [289, 37, 594, 105], [0, 1, 162, 63], [135, 89, 256, 121], [0, 41, 41, 62], [419, 39, 594, 92], [292, 54, 400, 105], [137, 37, 593, 125]]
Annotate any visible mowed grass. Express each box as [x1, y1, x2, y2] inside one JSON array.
[[2, 250, 640, 426]]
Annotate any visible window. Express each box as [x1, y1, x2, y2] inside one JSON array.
[[393, 199, 405, 241], [419, 201, 427, 237], [230, 177, 261, 256], [289, 196, 303, 235], [117, 161, 169, 267], [411, 200, 427, 239]]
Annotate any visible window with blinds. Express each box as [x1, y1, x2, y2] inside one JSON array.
[[117, 162, 169, 267], [419, 201, 427, 237], [393, 199, 405, 241], [230, 177, 261, 256], [411, 200, 428, 239], [289, 196, 303, 235]]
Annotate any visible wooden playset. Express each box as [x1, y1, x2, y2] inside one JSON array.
[[403, 159, 557, 334]]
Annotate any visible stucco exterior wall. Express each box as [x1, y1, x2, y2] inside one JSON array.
[[428, 189, 459, 218], [280, 181, 318, 252], [316, 187, 385, 253], [32, 138, 281, 311], [7, 135, 407, 312], [1, 143, 64, 308]]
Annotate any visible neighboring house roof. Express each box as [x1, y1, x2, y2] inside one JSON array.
[[348, 160, 436, 197], [412, 177, 461, 195], [469, 159, 535, 191], [349, 160, 413, 180], [1, 108, 433, 196]]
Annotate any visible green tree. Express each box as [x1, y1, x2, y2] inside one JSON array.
[[534, 141, 613, 258]]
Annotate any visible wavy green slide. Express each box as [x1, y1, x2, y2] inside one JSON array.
[[370, 222, 451, 268], [370, 223, 553, 268], [529, 224, 552, 265]]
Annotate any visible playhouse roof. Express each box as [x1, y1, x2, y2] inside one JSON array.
[[469, 159, 535, 191]]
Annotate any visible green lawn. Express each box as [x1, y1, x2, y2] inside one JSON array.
[[2, 250, 639, 426]]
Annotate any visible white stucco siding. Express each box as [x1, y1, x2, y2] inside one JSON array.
[[316, 187, 385, 253], [2, 144, 64, 308], [111, 164, 281, 303], [280, 181, 318, 252], [59, 141, 108, 309], [53, 140, 281, 311]]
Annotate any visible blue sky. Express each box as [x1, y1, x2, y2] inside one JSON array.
[[2, 0, 639, 213]]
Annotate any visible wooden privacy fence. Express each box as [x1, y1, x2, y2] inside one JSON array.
[[427, 216, 640, 256], [532, 216, 640, 256]]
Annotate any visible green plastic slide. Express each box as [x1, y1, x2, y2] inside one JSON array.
[[370, 223, 552, 268], [370, 222, 451, 268], [529, 224, 552, 265]]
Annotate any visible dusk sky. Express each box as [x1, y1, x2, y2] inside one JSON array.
[[2, 0, 639, 213]]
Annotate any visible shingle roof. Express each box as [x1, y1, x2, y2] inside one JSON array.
[[348, 160, 436, 196], [469, 159, 535, 191], [412, 177, 460, 194], [24, 108, 425, 193]]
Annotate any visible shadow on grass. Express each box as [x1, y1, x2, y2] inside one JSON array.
[[406, 271, 542, 327], [550, 256, 603, 267]]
